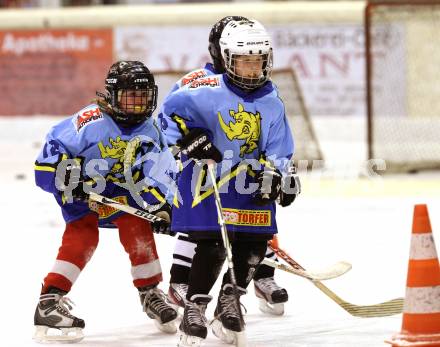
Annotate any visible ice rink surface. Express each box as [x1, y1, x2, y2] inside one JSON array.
[[1, 117, 439, 347]]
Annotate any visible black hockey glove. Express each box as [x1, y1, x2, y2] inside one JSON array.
[[278, 165, 301, 207], [62, 164, 89, 202], [252, 168, 282, 206], [151, 203, 175, 236], [177, 128, 222, 163], [71, 182, 89, 202]]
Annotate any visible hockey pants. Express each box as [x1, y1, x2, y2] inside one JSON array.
[[42, 212, 162, 294]]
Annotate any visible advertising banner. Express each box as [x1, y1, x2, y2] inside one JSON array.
[[115, 24, 403, 118], [0, 29, 113, 116]]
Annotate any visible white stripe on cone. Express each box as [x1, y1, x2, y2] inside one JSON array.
[[410, 234, 439, 260], [403, 286, 440, 314]]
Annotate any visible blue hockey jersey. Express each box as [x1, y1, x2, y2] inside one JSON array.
[[158, 63, 216, 135], [161, 74, 294, 234], [35, 104, 177, 227], [170, 63, 216, 94]]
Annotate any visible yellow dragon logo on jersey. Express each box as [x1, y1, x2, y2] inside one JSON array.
[[98, 136, 138, 174], [218, 103, 261, 157]]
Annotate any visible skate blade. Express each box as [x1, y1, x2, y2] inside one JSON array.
[[235, 331, 248, 347], [33, 325, 84, 344], [210, 318, 236, 344], [257, 298, 284, 316], [154, 318, 177, 334], [178, 331, 204, 347]]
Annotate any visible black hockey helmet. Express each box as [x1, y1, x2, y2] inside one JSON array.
[[208, 16, 248, 73], [102, 61, 158, 127]]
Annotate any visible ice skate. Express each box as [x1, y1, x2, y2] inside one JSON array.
[[211, 283, 247, 345], [33, 288, 85, 344], [178, 294, 212, 347], [139, 285, 178, 334], [254, 276, 288, 315], [167, 282, 188, 316]]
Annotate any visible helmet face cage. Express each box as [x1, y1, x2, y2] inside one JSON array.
[[220, 19, 273, 90], [225, 50, 273, 90], [105, 61, 158, 127], [208, 15, 249, 73]]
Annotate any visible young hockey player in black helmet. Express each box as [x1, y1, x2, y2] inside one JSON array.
[[33, 61, 178, 343], [160, 19, 300, 347]]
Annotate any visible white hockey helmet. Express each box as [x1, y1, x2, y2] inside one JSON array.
[[219, 19, 273, 90]]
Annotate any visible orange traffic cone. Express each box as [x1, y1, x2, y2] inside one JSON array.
[[386, 204, 440, 347]]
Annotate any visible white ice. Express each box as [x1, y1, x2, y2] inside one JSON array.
[[1, 117, 439, 347]]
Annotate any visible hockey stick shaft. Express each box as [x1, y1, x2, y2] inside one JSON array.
[[260, 258, 351, 281], [88, 192, 164, 223], [268, 240, 403, 318], [207, 163, 247, 344]]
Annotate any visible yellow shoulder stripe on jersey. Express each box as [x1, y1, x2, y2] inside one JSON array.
[[34, 154, 69, 172], [34, 165, 56, 172]]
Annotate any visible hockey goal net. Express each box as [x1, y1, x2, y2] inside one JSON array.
[[154, 69, 324, 167], [365, 0, 440, 172]]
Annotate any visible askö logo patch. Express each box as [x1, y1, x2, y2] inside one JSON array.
[[76, 107, 103, 132], [189, 77, 220, 89]]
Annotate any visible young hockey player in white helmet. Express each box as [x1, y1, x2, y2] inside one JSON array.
[[33, 61, 178, 343], [160, 19, 300, 346], [160, 16, 296, 322]]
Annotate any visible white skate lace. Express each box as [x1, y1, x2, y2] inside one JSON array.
[[41, 294, 76, 319], [187, 301, 207, 326], [144, 289, 171, 314], [218, 293, 242, 320], [255, 277, 283, 293]]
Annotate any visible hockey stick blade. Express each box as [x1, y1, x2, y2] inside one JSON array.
[[261, 258, 352, 281], [313, 281, 404, 318], [268, 242, 404, 318]]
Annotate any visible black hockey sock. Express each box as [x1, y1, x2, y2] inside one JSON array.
[[187, 239, 226, 299], [253, 263, 275, 280], [170, 264, 191, 284], [222, 240, 267, 289]]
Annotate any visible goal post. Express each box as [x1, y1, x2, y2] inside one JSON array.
[[272, 69, 324, 168], [154, 69, 324, 167], [365, 0, 440, 173]]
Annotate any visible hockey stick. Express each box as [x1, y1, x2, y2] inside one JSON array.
[[260, 257, 352, 281], [268, 240, 404, 318], [89, 192, 349, 281], [88, 192, 165, 223], [207, 163, 247, 347]]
